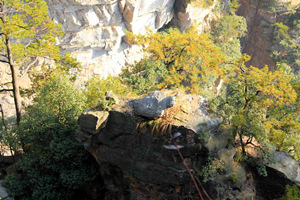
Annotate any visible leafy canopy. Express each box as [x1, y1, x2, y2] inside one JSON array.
[[127, 27, 226, 94], [0, 0, 63, 64], [209, 55, 299, 168]]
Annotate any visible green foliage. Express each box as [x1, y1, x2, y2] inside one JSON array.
[[2, 76, 99, 200], [201, 157, 225, 182], [211, 15, 247, 44], [281, 185, 300, 200], [260, 0, 279, 12], [0, 0, 63, 64], [122, 59, 168, 94], [209, 54, 299, 170], [210, 13, 247, 61], [271, 8, 300, 73], [84, 75, 129, 108], [273, 22, 291, 42], [187, 0, 214, 8], [229, 173, 238, 183]]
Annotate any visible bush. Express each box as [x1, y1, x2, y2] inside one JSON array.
[[122, 60, 168, 94], [281, 185, 300, 200], [2, 75, 100, 200], [84, 76, 129, 108]]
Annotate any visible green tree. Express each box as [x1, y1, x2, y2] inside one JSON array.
[[84, 75, 129, 108], [2, 76, 99, 200], [271, 8, 300, 72], [209, 0, 247, 61], [121, 59, 168, 94], [0, 0, 63, 124]]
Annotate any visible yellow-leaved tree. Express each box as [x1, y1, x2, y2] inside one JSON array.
[[127, 27, 226, 94], [209, 55, 299, 174]]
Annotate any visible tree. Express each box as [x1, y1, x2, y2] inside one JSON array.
[[0, 0, 63, 124], [209, 55, 299, 173], [271, 8, 300, 73], [127, 27, 226, 94], [2, 75, 99, 199]]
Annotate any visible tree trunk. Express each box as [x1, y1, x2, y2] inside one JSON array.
[[5, 36, 22, 125]]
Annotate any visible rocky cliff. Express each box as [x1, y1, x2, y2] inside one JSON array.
[[78, 91, 300, 200], [46, 0, 215, 79], [237, 0, 300, 69]]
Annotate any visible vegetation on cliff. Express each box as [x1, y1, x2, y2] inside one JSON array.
[[0, 0, 299, 199], [2, 76, 100, 199], [0, 0, 63, 124]]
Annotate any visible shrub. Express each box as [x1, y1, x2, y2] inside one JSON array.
[[281, 185, 300, 200], [2, 76, 100, 200], [84, 76, 129, 108], [122, 60, 168, 94]]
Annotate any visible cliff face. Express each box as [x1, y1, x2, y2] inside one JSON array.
[[77, 91, 300, 200], [237, 0, 300, 69], [45, 0, 215, 79]]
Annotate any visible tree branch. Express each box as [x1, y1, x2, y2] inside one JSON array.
[[0, 88, 13, 93], [0, 82, 12, 86], [21, 57, 38, 77], [0, 59, 9, 64]]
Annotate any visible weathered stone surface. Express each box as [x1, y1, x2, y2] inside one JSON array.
[[133, 91, 175, 118], [105, 90, 119, 104], [269, 152, 300, 186], [172, 0, 216, 32], [78, 91, 300, 200], [80, 110, 211, 199], [45, 0, 177, 79], [170, 94, 221, 133], [78, 110, 109, 135]]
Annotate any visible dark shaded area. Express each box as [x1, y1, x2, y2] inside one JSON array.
[[237, 0, 276, 70], [253, 166, 295, 200], [79, 111, 211, 199]]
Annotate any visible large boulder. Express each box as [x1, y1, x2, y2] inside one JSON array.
[[269, 152, 300, 186], [77, 91, 300, 200], [77, 91, 243, 199], [133, 91, 175, 118]]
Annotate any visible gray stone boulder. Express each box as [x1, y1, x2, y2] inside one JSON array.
[[269, 152, 300, 186], [133, 91, 175, 118]]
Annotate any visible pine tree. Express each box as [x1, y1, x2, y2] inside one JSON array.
[[0, 0, 63, 124]]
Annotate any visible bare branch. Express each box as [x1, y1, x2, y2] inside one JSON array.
[[0, 88, 13, 93], [21, 57, 38, 77], [0, 82, 12, 86], [0, 54, 7, 58], [0, 59, 9, 64]]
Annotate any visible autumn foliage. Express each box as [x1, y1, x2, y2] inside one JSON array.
[[127, 27, 226, 93]]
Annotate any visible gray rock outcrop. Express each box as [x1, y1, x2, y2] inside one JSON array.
[[269, 152, 300, 186], [45, 0, 216, 79], [133, 91, 175, 118], [46, 0, 177, 79], [77, 91, 300, 200]]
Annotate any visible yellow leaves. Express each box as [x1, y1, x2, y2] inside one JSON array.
[[233, 58, 297, 109], [126, 27, 227, 94]]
